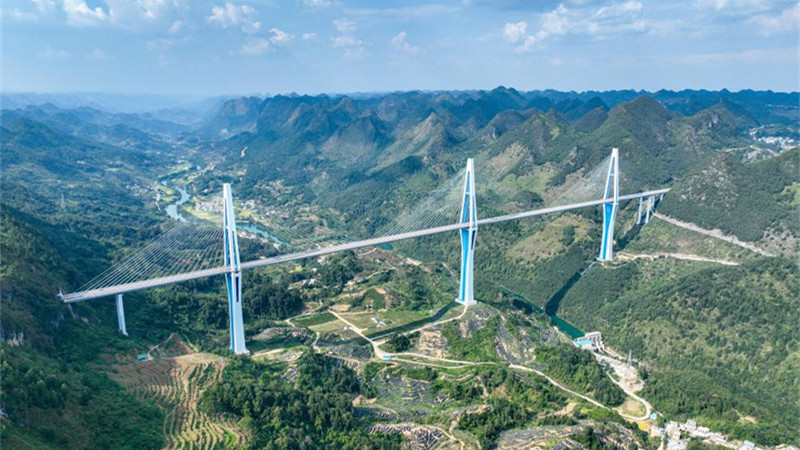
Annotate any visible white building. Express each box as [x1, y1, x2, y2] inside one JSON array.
[[667, 440, 688, 450], [739, 441, 756, 450], [573, 331, 604, 350]]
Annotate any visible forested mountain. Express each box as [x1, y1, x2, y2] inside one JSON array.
[[1, 88, 798, 449]]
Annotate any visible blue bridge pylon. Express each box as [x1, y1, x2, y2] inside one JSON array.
[[456, 158, 478, 306], [598, 148, 619, 261], [223, 183, 249, 355]]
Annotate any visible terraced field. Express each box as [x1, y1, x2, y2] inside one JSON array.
[[111, 351, 248, 450]]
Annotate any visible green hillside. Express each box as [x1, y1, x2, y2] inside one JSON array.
[[660, 149, 800, 243], [557, 256, 799, 444], [0, 209, 165, 449], [2, 88, 798, 449]]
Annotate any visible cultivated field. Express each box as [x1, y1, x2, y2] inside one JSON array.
[[110, 338, 248, 450]]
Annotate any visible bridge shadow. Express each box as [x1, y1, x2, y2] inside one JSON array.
[[615, 223, 643, 252], [544, 221, 644, 318]]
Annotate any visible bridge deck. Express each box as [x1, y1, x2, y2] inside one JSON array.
[[60, 189, 669, 303]]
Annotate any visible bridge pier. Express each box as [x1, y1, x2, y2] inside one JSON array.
[[637, 197, 644, 225], [598, 148, 619, 261], [645, 194, 655, 223], [223, 184, 249, 355], [456, 159, 478, 306], [116, 294, 128, 336]]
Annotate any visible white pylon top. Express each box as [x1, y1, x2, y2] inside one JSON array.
[[605, 148, 619, 204], [223, 183, 241, 272], [461, 158, 477, 229]]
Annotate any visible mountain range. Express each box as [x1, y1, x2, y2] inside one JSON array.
[[1, 87, 798, 449]]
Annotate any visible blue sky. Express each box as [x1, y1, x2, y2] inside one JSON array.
[[2, 0, 798, 95]]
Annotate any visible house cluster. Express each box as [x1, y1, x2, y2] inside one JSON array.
[[651, 419, 798, 450], [652, 419, 728, 450]]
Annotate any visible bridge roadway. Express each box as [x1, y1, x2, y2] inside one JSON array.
[[60, 188, 669, 303]]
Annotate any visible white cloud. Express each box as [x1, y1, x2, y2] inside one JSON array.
[[504, 1, 649, 52], [5, 8, 40, 21], [208, 3, 261, 33], [672, 47, 796, 64], [158, 53, 176, 66], [502, 21, 528, 42], [269, 28, 294, 45], [168, 20, 183, 34], [331, 19, 367, 58], [343, 48, 367, 60], [749, 4, 799, 36], [344, 4, 461, 18], [302, 32, 318, 40], [332, 34, 362, 47], [119, 0, 174, 21], [37, 46, 71, 58], [694, 0, 769, 14], [391, 31, 420, 54], [333, 18, 356, 34], [241, 38, 270, 55], [517, 35, 538, 52], [300, 0, 331, 7], [146, 36, 190, 50], [86, 48, 108, 60], [32, 0, 57, 14], [62, 0, 108, 26], [52, 0, 189, 30]]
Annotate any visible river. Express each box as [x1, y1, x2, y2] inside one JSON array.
[[162, 182, 287, 246], [164, 183, 189, 222], [505, 289, 585, 339]]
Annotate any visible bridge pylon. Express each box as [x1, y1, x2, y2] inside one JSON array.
[[223, 184, 249, 355], [598, 148, 619, 261], [116, 294, 128, 336], [456, 158, 478, 306]]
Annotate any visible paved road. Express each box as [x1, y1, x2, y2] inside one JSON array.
[[509, 364, 608, 409], [617, 251, 740, 266], [606, 372, 653, 421], [653, 213, 773, 256]]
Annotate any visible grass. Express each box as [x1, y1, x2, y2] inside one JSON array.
[[293, 312, 335, 327], [367, 303, 463, 339], [341, 309, 429, 332], [247, 336, 306, 353], [309, 318, 348, 334], [618, 398, 646, 418]]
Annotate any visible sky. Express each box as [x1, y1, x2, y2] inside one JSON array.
[[2, 0, 798, 95]]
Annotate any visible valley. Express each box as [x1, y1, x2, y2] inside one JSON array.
[[1, 88, 798, 450]]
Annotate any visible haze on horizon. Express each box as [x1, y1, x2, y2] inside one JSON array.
[[2, 0, 798, 96]]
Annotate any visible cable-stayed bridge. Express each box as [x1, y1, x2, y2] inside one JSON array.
[[60, 148, 668, 354]]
